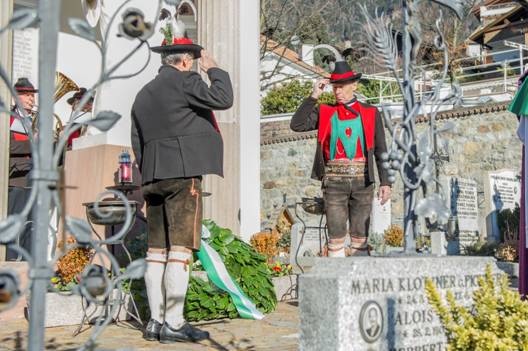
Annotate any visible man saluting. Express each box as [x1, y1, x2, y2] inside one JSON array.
[[131, 20, 233, 343], [290, 60, 391, 257]]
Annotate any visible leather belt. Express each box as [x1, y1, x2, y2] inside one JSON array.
[[325, 160, 367, 178]]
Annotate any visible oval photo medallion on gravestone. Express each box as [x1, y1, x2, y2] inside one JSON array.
[[359, 300, 383, 343]]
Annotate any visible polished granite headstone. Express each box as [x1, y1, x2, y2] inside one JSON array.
[[299, 256, 502, 351]]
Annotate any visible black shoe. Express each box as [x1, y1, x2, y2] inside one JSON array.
[[143, 319, 163, 341], [159, 322, 210, 343]]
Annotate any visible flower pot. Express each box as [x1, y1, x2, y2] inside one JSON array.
[[272, 275, 297, 301]]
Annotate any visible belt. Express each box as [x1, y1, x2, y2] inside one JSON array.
[[325, 160, 367, 178]]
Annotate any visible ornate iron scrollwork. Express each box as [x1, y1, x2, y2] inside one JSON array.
[[359, 1, 463, 252]]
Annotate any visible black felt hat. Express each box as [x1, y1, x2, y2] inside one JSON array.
[[330, 61, 362, 84], [14, 77, 38, 93], [67, 87, 94, 105], [150, 37, 202, 58]]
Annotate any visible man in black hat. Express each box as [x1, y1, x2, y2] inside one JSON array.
[[131, 25, 233, 343], [67, 87, 94, 113], [7, 77, 38, 259], [65, 87, 94, 149], [290, 61, 391, 257]]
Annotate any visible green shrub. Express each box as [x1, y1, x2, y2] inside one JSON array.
[[462, 240, 498, 256], [185, 220, 277, 321], [185, 276, 236, 320], [125, 221, 277, 322], [498, 204, 520, 243], [426, 265, 528, 350], [261, 80, 335, 115], [356, 79, 400, 104]]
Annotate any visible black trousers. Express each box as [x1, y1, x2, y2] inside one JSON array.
[[6, 186, 32, 260]]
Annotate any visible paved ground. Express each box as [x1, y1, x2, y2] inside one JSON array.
[[0, 302, 299, 351]]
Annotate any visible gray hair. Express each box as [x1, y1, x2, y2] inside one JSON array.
[[161, 52, 194, 65]]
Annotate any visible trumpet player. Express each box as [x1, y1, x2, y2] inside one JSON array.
[[65, 87, 94, 149], [7, 77, 36, 260]]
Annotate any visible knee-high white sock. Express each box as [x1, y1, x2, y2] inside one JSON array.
[[144, 251, 167, 324], [328, 238, 346, 258], [164, 250, 192, 329]]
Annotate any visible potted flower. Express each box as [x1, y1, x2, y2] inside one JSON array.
[[269, 261, 296, 301], [28, 237, 132, 327]]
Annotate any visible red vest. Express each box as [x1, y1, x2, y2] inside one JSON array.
[[11, 112, 80, 147], [10, 115, 29, 141], [317, 101, 377, 161]]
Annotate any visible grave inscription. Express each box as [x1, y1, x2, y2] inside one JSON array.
[[447, 177, 479, 248], [300, 256, 502, 351], [485, 170, 521, 241]]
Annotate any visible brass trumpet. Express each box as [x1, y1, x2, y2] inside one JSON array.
[[32, 72, 80, 139]]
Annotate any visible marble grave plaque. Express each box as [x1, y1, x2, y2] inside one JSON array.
[[12, 28, 39, 84], [485, 170, 521, 241], [371, 196, 391, 235], [447, 177, 479, 248], [300, 256, 502, 351]]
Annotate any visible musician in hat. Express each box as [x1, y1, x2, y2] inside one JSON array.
[[7, 77, 37, 259], [290, 61, 391, 257], [65, 87, 94, 149], [67, 87, 94, 112], [10, 77, 37, 148], [131, 17, 233, 343]]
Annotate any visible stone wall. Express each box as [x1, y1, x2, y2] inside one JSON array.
[[260, 103, 522, 234]]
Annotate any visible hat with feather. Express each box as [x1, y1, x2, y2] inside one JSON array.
[[150, 8, 202, 58], [315, 44, 362, 84]]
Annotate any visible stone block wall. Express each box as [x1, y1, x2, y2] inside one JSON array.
[[260, 103, 522, 233]]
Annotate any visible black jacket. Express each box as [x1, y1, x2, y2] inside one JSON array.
[[9, 109, 32, 187], [131, 65, 233, 184], [290, 97, 390, 186]]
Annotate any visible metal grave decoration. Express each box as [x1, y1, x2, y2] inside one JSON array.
[[359, 0, 464, 252]]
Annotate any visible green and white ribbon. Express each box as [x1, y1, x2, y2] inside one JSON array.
[[197, 226, 264, 320]]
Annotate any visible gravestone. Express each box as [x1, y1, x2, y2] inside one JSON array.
[[371, 197, 391, 236], [289, 198, 327, 267], [485, 170, 521, 241], [300, 256, 502, 351], [290, 223, 325, 263], [289, 222, 321, 273], [430, 231, 447, 255], [447, 177, 480, 249], [290, 196, 392, 267]]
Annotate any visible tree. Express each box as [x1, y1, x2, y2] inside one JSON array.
[[260, 0, 334, 91], [352, 0, 481, 75], [260, 0, 390, 81], [415, 0, 481, 81], [260, 1, 481, 93]]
